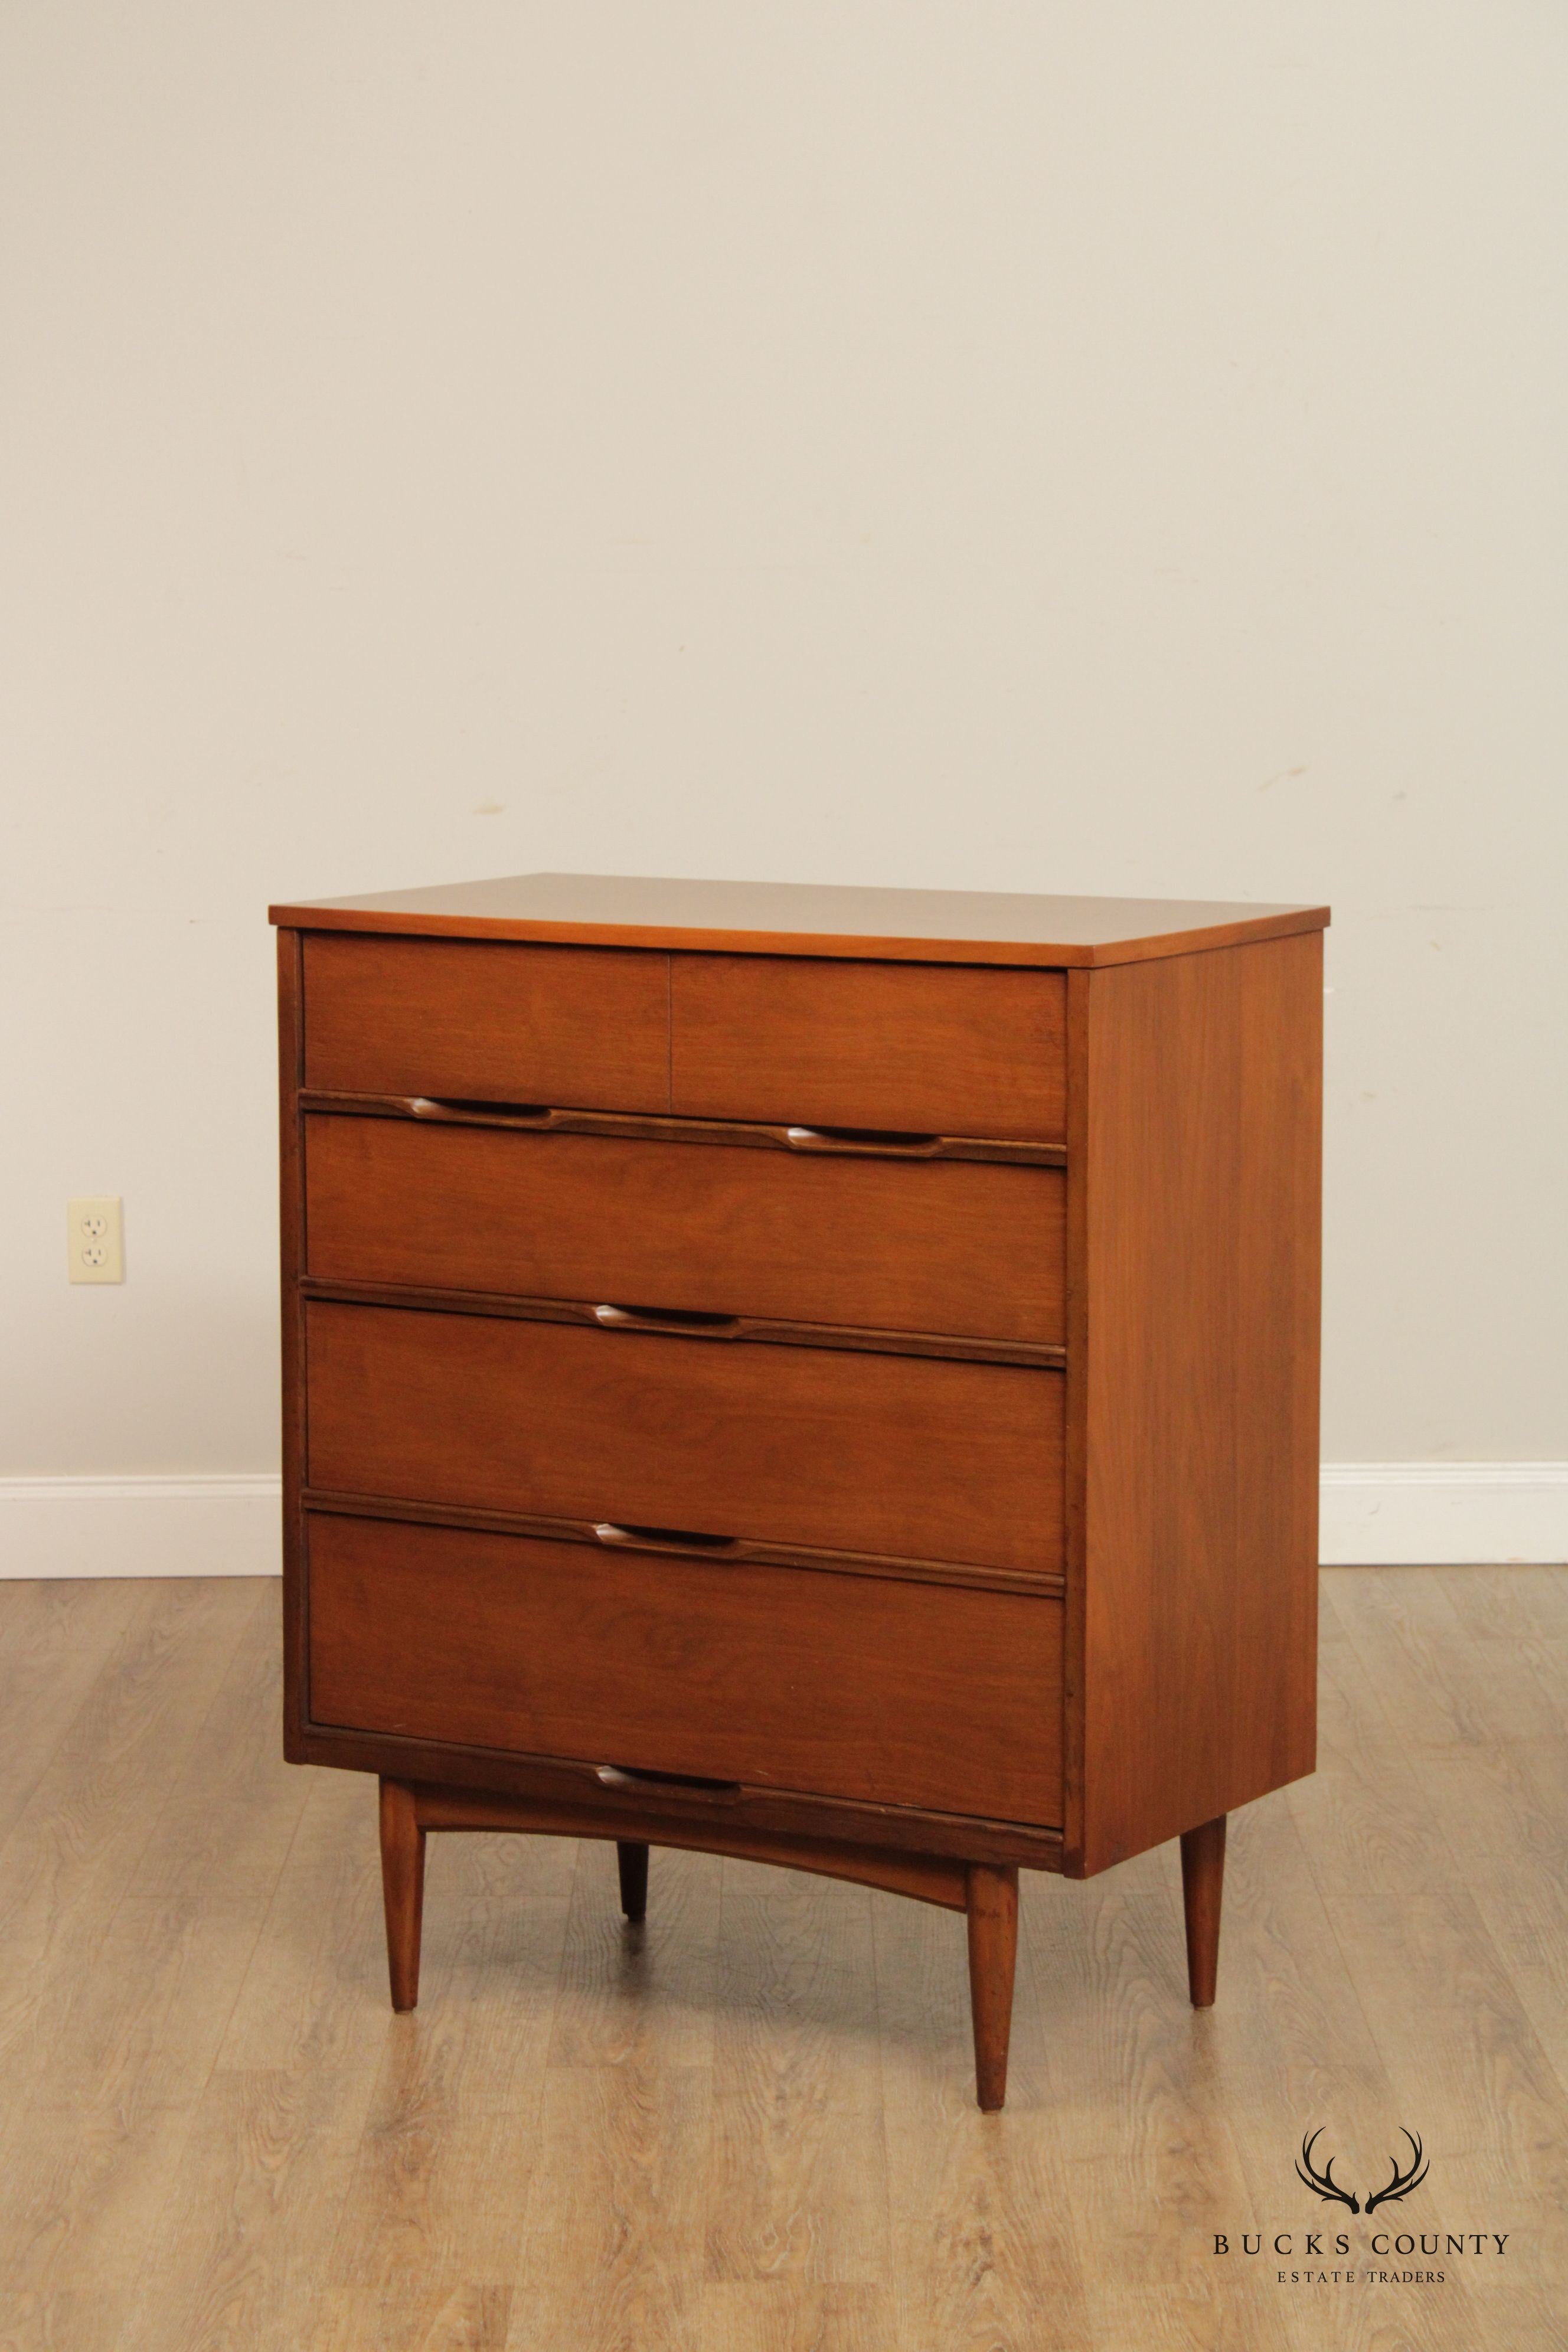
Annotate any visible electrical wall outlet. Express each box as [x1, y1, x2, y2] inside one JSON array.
[[68, 1196, 124, 1283]]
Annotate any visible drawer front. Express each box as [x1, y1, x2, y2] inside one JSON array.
[[308, 1513, 1063, 1823], [305, 1115, 1066, 1346], [306, 1302, 1064, 1575], [671, 955, 1066, 1141], [302, 935, 669, 1111]]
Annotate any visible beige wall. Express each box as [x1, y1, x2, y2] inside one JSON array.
[[3, 4, 1565, 1496]]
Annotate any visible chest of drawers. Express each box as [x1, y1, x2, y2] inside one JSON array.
[[270, 873, 1326, 2109]]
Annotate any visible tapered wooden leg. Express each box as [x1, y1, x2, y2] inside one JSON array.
[[379, 1778, 426, 2012], [1180, 1813, 1227, 2007], [616, 1838, 649, 1920], [965, 1861, 1019, 2112]]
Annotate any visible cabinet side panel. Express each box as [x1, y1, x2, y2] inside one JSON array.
[[1076, 932, 1321, 1873], [1061, 969, 1091, 1870], [277, 928, 309, 1754]]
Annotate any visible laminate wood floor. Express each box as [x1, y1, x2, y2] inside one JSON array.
[[0, 1570, 1564, 2351]]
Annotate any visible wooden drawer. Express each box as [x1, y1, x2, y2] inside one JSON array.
[[304, 1115, 1066, 1346], [306, 1512, 1064, 1823], [305, 1302, 1064, 1576], [671, 955, 1066, 1141], [302, 935, 669, 1111]]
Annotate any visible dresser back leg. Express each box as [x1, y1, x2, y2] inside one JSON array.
[[1179, 1813, 1227, 2007], [965, 1861, 1020, 2112], [616, 1839, 649, 1920], [379, 1778, 427, 2011]]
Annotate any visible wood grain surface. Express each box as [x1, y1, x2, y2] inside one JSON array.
[[406, 1783, 973, 1913], [307, 1515, 1064, 1823], [304, 1301, 1065, 1575], [285, 1713, 1063, 1871], [270, 869, 1330, 968], [301, 933, 670, 1110], [303, 1113, 1066, 1345], [671, 953, 1066, 1139], [1067, 931, 1322, 1874], [1, 1568, 1553, 2352]]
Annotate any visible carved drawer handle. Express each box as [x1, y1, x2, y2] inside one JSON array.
[[784, 1125, 944, 1158], [407, 1097, 559, 1129], [593, 1521, 741, 1554], [594, 1763, 744, 1803], [593, 1302, 742, 1336]]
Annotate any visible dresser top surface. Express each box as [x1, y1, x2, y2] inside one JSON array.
[[269, 871, 1329, 967]]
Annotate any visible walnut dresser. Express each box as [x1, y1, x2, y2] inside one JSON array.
[[269, 872, 1327, 2110]]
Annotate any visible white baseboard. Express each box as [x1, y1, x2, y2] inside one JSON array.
[[0, 1475, 283, 1579], [1317, 1461, 1568, 1567], [0, 1465, 1564, 1579]]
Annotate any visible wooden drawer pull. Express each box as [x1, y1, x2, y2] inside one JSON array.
[[409, 1096, 560, 1129], [593, 1521, 741, 1554], [594, 1763, 744, 1803], [785, 1125, 944, 1158], [593, 1302, 742, 1337]]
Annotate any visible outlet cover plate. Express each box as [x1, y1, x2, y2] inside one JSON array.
[[68, 1196, 124, 1283]]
